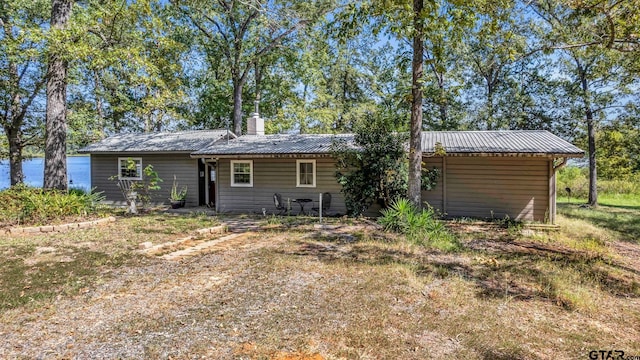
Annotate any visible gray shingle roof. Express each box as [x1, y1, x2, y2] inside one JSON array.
[[79, 130, 228, 153], [192, 134, 355, 156], [422, 130, 584, 156]]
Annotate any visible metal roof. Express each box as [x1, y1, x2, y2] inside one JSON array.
[[192, 134, 355, 156], [421, 130, 584, 156], [193, 130, 582, 157], [80, 129, 583, 157], [79, 130, 228, 153]]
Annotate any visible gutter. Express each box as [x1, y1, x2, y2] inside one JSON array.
[[421, 152, 585, 158], [79, 151, 196, 155], [189, 153, 334, 159]]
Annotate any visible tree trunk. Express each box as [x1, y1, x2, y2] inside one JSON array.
[[408, 0, 424, 208], [155, 111, 163, 132], [232, 79, 243, 135], [587, 114, 597, 206], [6, 129, 24, 186], [44, 0, 72, 191], [437, 75, 448, 129], [93, 69, 105, 139], [301, 83, 308, 134], [7, 57, 24, 186], [486, 73, 495, 130], [579, 63, 597, 207]]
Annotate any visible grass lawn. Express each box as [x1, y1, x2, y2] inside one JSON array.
[[1, 206, 639, 359], [558, 201, 640, 244], [560, 193, 640, 209]]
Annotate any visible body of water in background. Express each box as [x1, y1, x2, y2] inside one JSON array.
[[0, 156, 91, 191]]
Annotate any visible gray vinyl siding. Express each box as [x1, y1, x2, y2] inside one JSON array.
[[90, 154, 200, 206], [447, 157, 550, 222], [217, 158, 346, 215], [422, 156, 551, 222]]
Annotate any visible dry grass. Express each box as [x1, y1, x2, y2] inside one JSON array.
[[0, 212, 639, 359]]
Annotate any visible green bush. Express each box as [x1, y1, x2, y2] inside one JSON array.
[[379, 198, 459, 251], [332, 112, 408, 216], [0, 185, 106, 227], [599, 176, 640, 195]]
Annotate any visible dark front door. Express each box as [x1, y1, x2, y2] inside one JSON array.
[[208, 165, 216, 207], [198, 159, 206, 206]]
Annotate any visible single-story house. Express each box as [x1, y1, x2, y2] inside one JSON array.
[[80, 116, 584, 223], [79, 130, 228, 207]]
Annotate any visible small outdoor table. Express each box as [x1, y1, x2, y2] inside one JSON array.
[[293, 198, 312, 215]]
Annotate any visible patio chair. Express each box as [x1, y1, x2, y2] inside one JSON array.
[[311, 192, 332, 216], [117, 179, 138, 214], [273, 193, 289, 215]]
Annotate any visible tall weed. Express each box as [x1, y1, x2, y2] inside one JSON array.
[[558, 167, 640, 199], [379, 198, 459, 251]]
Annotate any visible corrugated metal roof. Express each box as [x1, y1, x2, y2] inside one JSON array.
[[422, 130, 584, 156], [80, 129, 583, 157], [192, 134, 355, 156], [79, 130, 228, 153]]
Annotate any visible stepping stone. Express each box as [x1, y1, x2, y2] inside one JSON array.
[[161, 233, 247, 261]]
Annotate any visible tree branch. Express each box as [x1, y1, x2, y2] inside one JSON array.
[[21, 132, 42, 147], [182, 5, 233, 60], [254, 19, 309, 58], [15, 77, 46, 126], [238, 9, 259, 41], [203, 13, 231, 48], [108, 0, 127, 47], [87, 28, 112, 48], [593, 104, 628, 113], [176, 4, 213, 39], [17, 59, 33, 84], [218, 0, 230, 12]]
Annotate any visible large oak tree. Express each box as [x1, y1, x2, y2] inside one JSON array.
[[172, 0, 333, 135], [43, 0, 72, 190], [0, 0, 48, 186]]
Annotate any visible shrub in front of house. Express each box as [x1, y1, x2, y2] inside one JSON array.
[[379, 198, 459, 252], [0, 185, 106, 227]]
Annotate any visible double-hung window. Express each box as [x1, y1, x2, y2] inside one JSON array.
[[231, 160, 253, 187], [296, 159, 316, 187], [118, 157, 142, 180]]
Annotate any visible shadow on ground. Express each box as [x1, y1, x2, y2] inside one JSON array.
[[279, 229, 640, 309], [558, 204, 640, 244]]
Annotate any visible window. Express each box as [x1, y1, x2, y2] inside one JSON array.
[[118, 157, 142, 180], [296, 159, 316, 187], [231, 160, 253, 187]]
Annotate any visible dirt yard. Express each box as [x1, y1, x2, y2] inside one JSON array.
[[0, 212, 639, 359]]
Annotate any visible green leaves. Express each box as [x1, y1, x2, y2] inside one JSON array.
[[379, 197, 458, 250], [331, 112, 408, 216]]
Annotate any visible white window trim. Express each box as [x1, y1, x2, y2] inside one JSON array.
[[231, 160, 253, 187], [118, 157, 143, 180], [296, 159, 316, 188]]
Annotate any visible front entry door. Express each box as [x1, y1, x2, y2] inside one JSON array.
[[208, 165, 216, 207], [198, 159, 206, 206], [198, 161, 217, 207]]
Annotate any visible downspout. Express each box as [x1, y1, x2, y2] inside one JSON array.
[[553, 157, 568, 171]]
